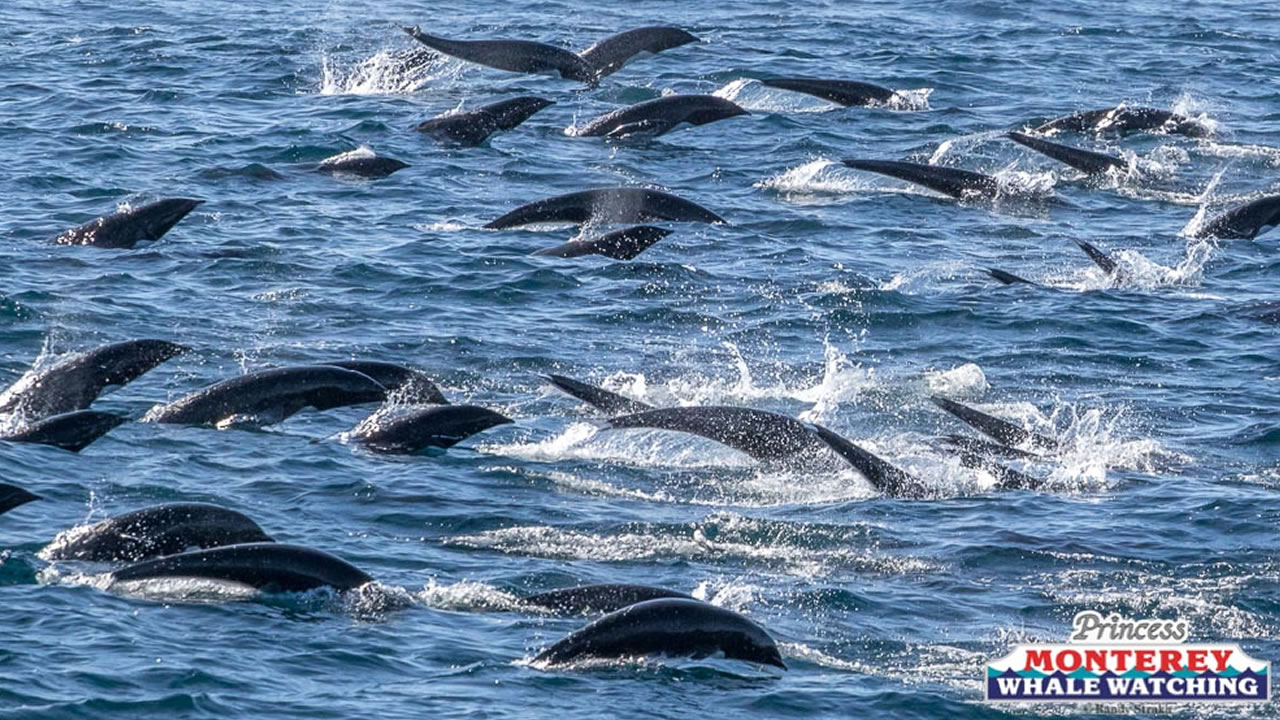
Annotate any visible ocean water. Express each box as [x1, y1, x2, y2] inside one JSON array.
[[1, 0, 1278, 718]]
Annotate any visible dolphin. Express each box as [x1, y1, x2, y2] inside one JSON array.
[[0, 339, 188, 421], [534, 598, 785, 669], [110, 542, 373, 592], [350, 405, 512, 453], [1075, 240, 1119, 275], [532, 226, 673, 261], [937, 433, 1040, 460], [1007, 131, 1126, 175], [403, 26, 595, 83], [1192, 194, 1280, 240], [414, 96, 555, 146], [485, 187, 725, 229], [141, 365, 387, 428], [604, 405, 823, 460], [522, 584, 694, 615], [316, 149, 408, 179], [807, 423, 929, 497], [54, 198, 203, 249], [576, 95, 748, 139], [931, 396, 1058, 452], [545, 374, 653, 415], [41, 503, 273, 563], [578, 26, 699, 79], [1035, 106, 1208, 137], [0, 483, 40, 517], [2, 410, 126, 452], [842, 158, 999, 200], [944, 444, 1042, 491], [988, 268, 1036, 286], [321, 361, 447, 405], [760, 77, 896, 107]]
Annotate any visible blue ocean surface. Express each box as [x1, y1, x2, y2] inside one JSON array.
[[1, 0, 1278, 717]]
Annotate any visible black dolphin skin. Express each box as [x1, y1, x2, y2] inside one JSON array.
[[352, 405, 512, 453], [944, 443, 1042, 491], [988, 268, 1035, 285], [1007, 131, 1126, 175], [414, 96, 555, 146], [522, 584, 694, 615], [578, 26, 699, 79], [842, 159, 999, 200], [316, 151, 409, 179], [546, 374, 653, 415], [485, 187, 725, 229], [533, 226, 673, 261], [761, 77, 896, 106], [54, 198, 203, 249], [1075, 240, 1119, 275], [404, 26, 596, 83], [142, 365, 387, 428], [1035, 106, 1208, 137], [42, 503, 273, 563], [322, 361, 447, 405], [938, 433, 1040, 460], [576, 95, 748, 139], [0, 339, 188, 421], [808, 424, 928, 497], [110, 542, 373, 592], [931, 396, 1058, 451], [0, 483, 40, 517], [534, 598, 786, 669], [2, 410, 126, 452], [604, 406, 823, 460], [1193, 194, 1280, 240]]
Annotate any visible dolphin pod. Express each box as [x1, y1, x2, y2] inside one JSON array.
[[534, 598, 786, 669], [110, 542, 374, 592], [1034, 105, 1208, 138], [349, 405, 513, 453], [141, 365, 387, 428], [41, 503, 273, 562], [484, 187, 726, 229], [403, 25, 698, 84], [0, 339, 188, 420], [1193, 194, 1280, 240], [2, 410, 127, 452], [532, 226, 673, 261], [414, 96, 555, 146], [55, 198, 203, 249], [521, 583, 693, 615], [1007, 131, 1127, 176], [576, 95, 748, 139], [761, 77, 896, 107], [0, 483, 40, 517], [841, 158, 1000, 200]]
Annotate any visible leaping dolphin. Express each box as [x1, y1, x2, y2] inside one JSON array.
[[55, 198, 203, 249], [931, 396, 1058, 452], [1007, 131, 1127, 175], [2, 410, 127, 452], [485, 187, 725, 229], [414, 96, 555, 146], [1192, 194, 1280, 240], [41, 503, 273, 563], [842, 159, 1000, 200], [1035, 106, 1208, 138], [321, 361, 447, 405], [532, 226, 673, 261], [577, 27, 699, 79], [404, 26, 596, 83], [761, 77, 896, 107], [545, 374, 653, 414], [110, 542, 374, 592], [350, 405, 512, 453], [576, 95, 748, 139]]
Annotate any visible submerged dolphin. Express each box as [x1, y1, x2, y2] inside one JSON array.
[[578, 26, 699, 79], [404, 26, 596, 83], [485, 187, 725, 229], [931, 396, 1058, 452], [42, 503, 273, 563], [55, 198, 203, 249], [545, 374, 653, 415], [1007, 131, 1126, 175], [576, 95, 748, 138], [414, 96, 555, 146], [2, 410, 127, 452], [842, 159, 999, 200], [317, 149, 408, 179], [534, 598, 785, 669], [322, 361, 447, 405], [522, 584, 693, 615], [0, 483, 40, 517], [1192, 194, 1280, 240], [141, 365, 387, 428], [761, 77, 896, 106], [0, 339, 188, 421], [1035, 106, 1208, 137], [350, 405, 512, 453], [110, 542, 373, 592], [532, 226, 673, 261], [988, 268, 1036, 286]]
